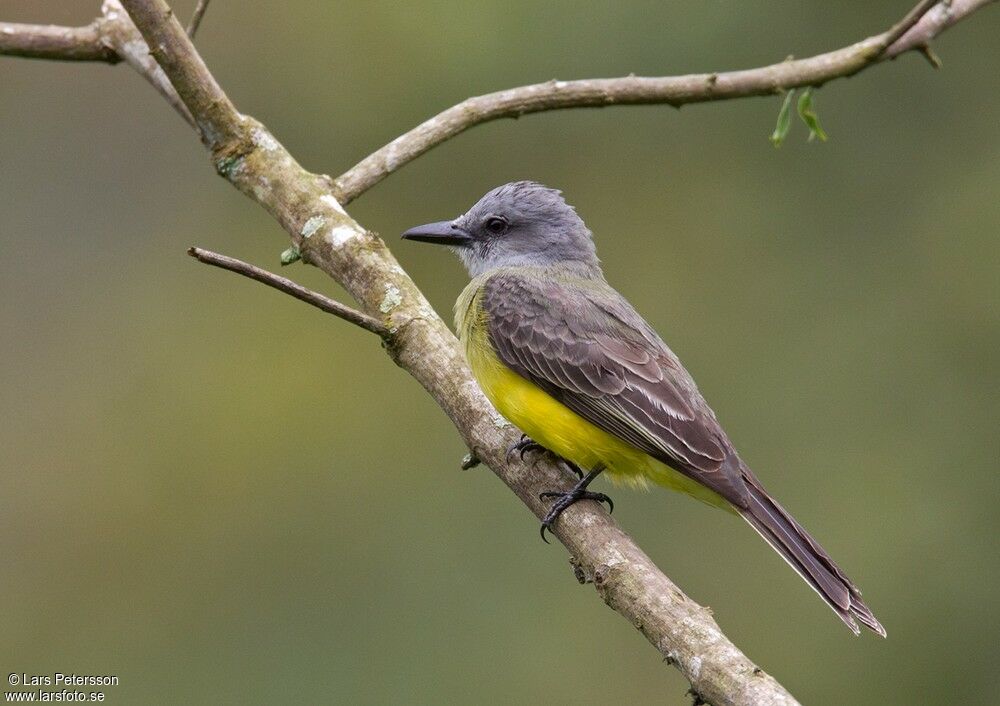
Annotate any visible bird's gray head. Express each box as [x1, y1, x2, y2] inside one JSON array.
[[401, 181, 601, 278]]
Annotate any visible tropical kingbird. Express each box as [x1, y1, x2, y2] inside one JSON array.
[[402, 181, 884, 636]]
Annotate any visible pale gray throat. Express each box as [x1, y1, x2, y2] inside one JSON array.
[[455, 247, 603, 279]]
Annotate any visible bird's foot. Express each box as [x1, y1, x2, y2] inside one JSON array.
[[505, 436, 585, 481], [506, 434, 547, 464], [538, 464, 612, 542]]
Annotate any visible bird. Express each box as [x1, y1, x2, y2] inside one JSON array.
[[401, 180, 885, 637]]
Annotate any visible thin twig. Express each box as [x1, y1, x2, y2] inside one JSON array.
[[879, 0, 941, 52], [186, 0, 210, 38], [102, 0, 196, 126], [331, 0, 997, 204], [918, 43, 944, 68], [187, 247, 389, 338]]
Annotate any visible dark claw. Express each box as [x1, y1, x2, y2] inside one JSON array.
[[537, 464, 612, 542], [538, 489, 613, 511], [557, 459, 585, 480], [506, 434, 546, 464]]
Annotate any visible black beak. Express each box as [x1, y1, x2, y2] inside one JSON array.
[[401, 220, 472, 247]]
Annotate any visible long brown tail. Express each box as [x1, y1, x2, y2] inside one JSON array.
[[737, 473, 885, 636]]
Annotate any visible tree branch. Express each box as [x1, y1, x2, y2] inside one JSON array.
[[880, 0, 941, 49], [331, 0, 996, 204], [885, 0, 993, 56], [2, 0, 995, 703], [186, 0, 210, 38], [0, 20, 119, 62], [116, 0, 239, 148], [187, 247, 389, 338], [0, 1, 195, 126]]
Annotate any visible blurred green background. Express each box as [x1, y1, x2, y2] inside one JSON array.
[[2, 1, 998, 703]]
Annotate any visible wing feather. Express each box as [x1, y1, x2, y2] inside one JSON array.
[[484, 272, 749, 507]]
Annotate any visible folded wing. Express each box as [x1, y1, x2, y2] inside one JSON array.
[[483, 272, 749, 506]]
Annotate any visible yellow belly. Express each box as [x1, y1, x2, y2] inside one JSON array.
[[463, 318, 730, 510]]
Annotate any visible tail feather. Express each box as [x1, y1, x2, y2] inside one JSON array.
[[737, 475, 886, 637]]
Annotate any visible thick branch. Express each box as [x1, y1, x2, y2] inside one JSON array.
[[331, 0, 996, 204], [187, 247, 389, 337], [0, 20, 119, 62]]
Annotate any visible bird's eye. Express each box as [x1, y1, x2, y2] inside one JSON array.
[[485, 216, 508, 235]]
